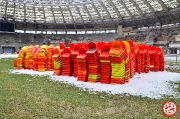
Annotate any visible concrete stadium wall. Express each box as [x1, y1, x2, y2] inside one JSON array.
[[0, 33, 116, 53], [0, 33, 45, 53], [0, 32, 171, 54]]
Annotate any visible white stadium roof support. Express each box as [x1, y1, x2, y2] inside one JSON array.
[[0, 0, 179, 30]]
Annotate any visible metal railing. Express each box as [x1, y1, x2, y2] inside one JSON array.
[[164, 54, 180, 63]]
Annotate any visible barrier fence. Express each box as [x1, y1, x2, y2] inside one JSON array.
[[164, 54, 180, 63]]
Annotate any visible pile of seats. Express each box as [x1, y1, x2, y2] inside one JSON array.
[[14, 40, 165, 84], [52, 46, 62, 76]]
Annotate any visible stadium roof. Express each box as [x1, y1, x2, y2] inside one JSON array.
[[0, 0, 180, 30]]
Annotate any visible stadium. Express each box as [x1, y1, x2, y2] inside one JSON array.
[[0, 0, 180, 118]]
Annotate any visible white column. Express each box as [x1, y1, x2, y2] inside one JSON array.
[[117, 25, 123, 36], [177, 49, 180, 54]]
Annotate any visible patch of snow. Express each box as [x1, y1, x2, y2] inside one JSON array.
[[166, 65, 180, 70], [10, 69, 180, 99], [10, 69, 53, 75], [1, 54, 179, 99], [0, 54, 18, 59]]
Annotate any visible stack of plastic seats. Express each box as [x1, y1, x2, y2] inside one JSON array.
[[82, 43, 89, 51], [71, 44, 80, 77], [52, 46, 62, 76], [133, 43, 139, 73], [157, 47, 164, 71], [29, 46, 37, 69], [138, 44, 146, 73], [143, 45, 150, 73], [33, 53, 38, 71], [14, 58, 17, 68], [109, 40, 125, 84], [61, 48, 73, 76], [135, 44, 141, 74], [29, 48, 34, 69], [37, 45, 48, 72], [97, 41, 105, 54], [86, 42, 100, 82], [149, 46, 159, 72], [69, 43, 74, 52], [154, 47, 160, 72], [33, 46, 40, 71], [46, 45, 54, 71], [16, 46, 28, 69], [24, 46, 34, 69], [121, 41, 131, 83], [59, 43, 66, 55], [99, 44, 111, 84], [77, 47, 88, 82], [127, 40, 135, 78]]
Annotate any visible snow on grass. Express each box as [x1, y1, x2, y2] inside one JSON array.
[[2, 54, 180, 99], [166, 65, 180, 69], [10, 69, 180, 99], [0, 54, 18, 59]]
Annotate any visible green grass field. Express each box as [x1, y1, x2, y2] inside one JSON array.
[[0, 58, 180, 118]]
